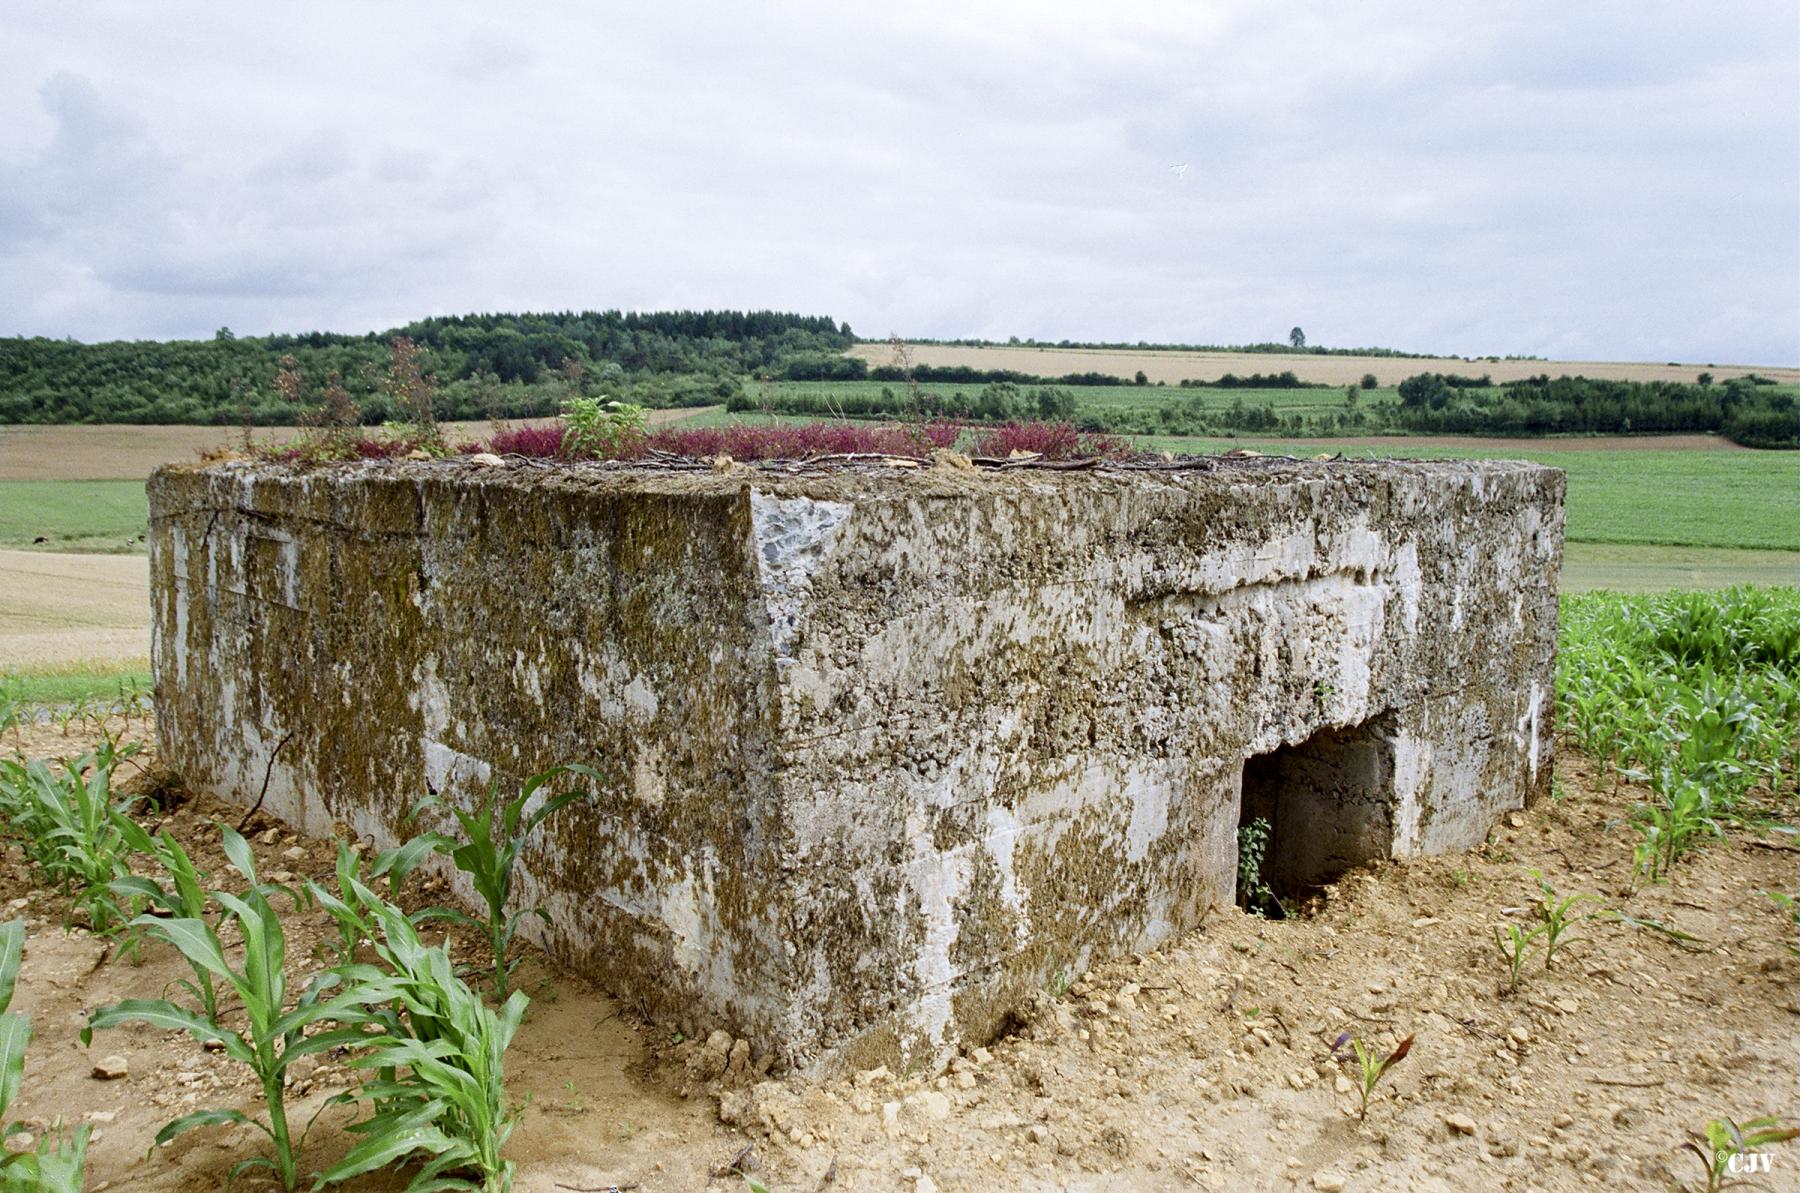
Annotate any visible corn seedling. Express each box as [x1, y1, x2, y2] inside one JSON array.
[[1493, 920, 1543, 993], [1341, 1033, 1413, 1121], [109, 821, 218, 1011], [414, 764, 599, 999], [0, 919, 92, 1187], [0, 743, 149, 933], [1683, 1115, 1799, 1193], [1631, 779, 1723, 884], [0, 680, 24, 752], [322, 887, 526, 1193], [1601, 908, 1707, 951], [1529, 869, 1603, 968], [83, 826, 368, 1191], [307, 834, 447, 966]]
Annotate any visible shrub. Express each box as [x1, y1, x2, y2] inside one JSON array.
[[967, 421, 1131, 460], [483, 423, 567, 458], [561, 398, 647, 459], [643, 422, 935, 460]]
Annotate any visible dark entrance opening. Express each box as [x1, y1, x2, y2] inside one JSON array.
[[1237, 713, 1398, 914]]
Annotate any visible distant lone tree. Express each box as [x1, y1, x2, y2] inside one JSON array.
[[1289, 326, 1306, 349]]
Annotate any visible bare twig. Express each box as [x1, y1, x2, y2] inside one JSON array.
[[236, 729, 296, 831]]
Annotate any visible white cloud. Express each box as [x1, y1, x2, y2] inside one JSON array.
[[0, 0, 1793, 363]]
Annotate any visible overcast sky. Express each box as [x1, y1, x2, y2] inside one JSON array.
[[1, 2, 1795, 363]]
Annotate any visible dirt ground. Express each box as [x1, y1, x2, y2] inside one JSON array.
[[0, 550, 149, 670], [4, 714, 1795, 1192], [850, 344, 1800, 389], [0, 410, 715, 483]]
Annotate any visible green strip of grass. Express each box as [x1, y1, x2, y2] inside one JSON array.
[[685, 413, 1799, 552], [0, 479, 149, 552], [1136, 437, 1800, 552], [2, 665, 152, 709], [1562, 543, 1799, 593]]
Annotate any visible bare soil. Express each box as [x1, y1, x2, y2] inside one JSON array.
[[851, 344, 1800, 389], [0, 550, 149, 670], [4, 714, 1795, 1192]]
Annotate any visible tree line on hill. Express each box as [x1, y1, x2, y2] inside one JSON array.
[[0, 312, 1791, 447], [0, 310, 848, 425], [1389, 373, 1796, 448], [738, 372, 1797, 448]]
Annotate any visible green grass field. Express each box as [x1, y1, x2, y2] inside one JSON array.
[[1561, 543, 1797, 592], [1, 664, 153, 710], [1131, 439, 1799, 551], [0, 480, 148, 551], [684, 411, 1800, 553], [1, 420, 1793, 596]]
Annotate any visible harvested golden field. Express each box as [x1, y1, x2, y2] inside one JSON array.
[[0, 548, 149, 670], [848, 343, 1800, 388]]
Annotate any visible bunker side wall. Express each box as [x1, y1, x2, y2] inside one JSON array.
[[147, 464, 794, 1045], [762, 462, 1562, 1073]]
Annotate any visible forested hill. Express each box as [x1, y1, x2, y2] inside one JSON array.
[[0, 310, 854, 425]]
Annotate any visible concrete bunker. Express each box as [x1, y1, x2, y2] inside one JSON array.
[[147, 454, 1564, 1076]]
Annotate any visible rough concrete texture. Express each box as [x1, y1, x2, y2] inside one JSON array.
[[148, 456, 1563, 1075]]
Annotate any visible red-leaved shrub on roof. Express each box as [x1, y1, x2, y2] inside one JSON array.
[[454, 416, 1132, 464], [967, 421, 1131, 461], [349, 436, 420, 460], [640, 423, 939, 460], [483, 423, 569, 457]]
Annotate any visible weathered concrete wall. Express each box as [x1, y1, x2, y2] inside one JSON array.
[[148, 456, 1562, 1075]]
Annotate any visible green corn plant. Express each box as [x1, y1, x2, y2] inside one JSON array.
[[1683, 1115, 1799, 1193], [108, 821, 218, 1014], [0, 919, 93, 1188], [414, 764, 599, 999], [1341, 1033, 1413, 1121], [307, 833, 447, 966], [320, 890, 528, 1192], [1493, 920, 1543, 994], [0, 679, 24, 753], [0, 743, 149, 933], [1528, 869, 1603, 969], [82, 827, 369, 1191], [1631, 779, 1724, 884]]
